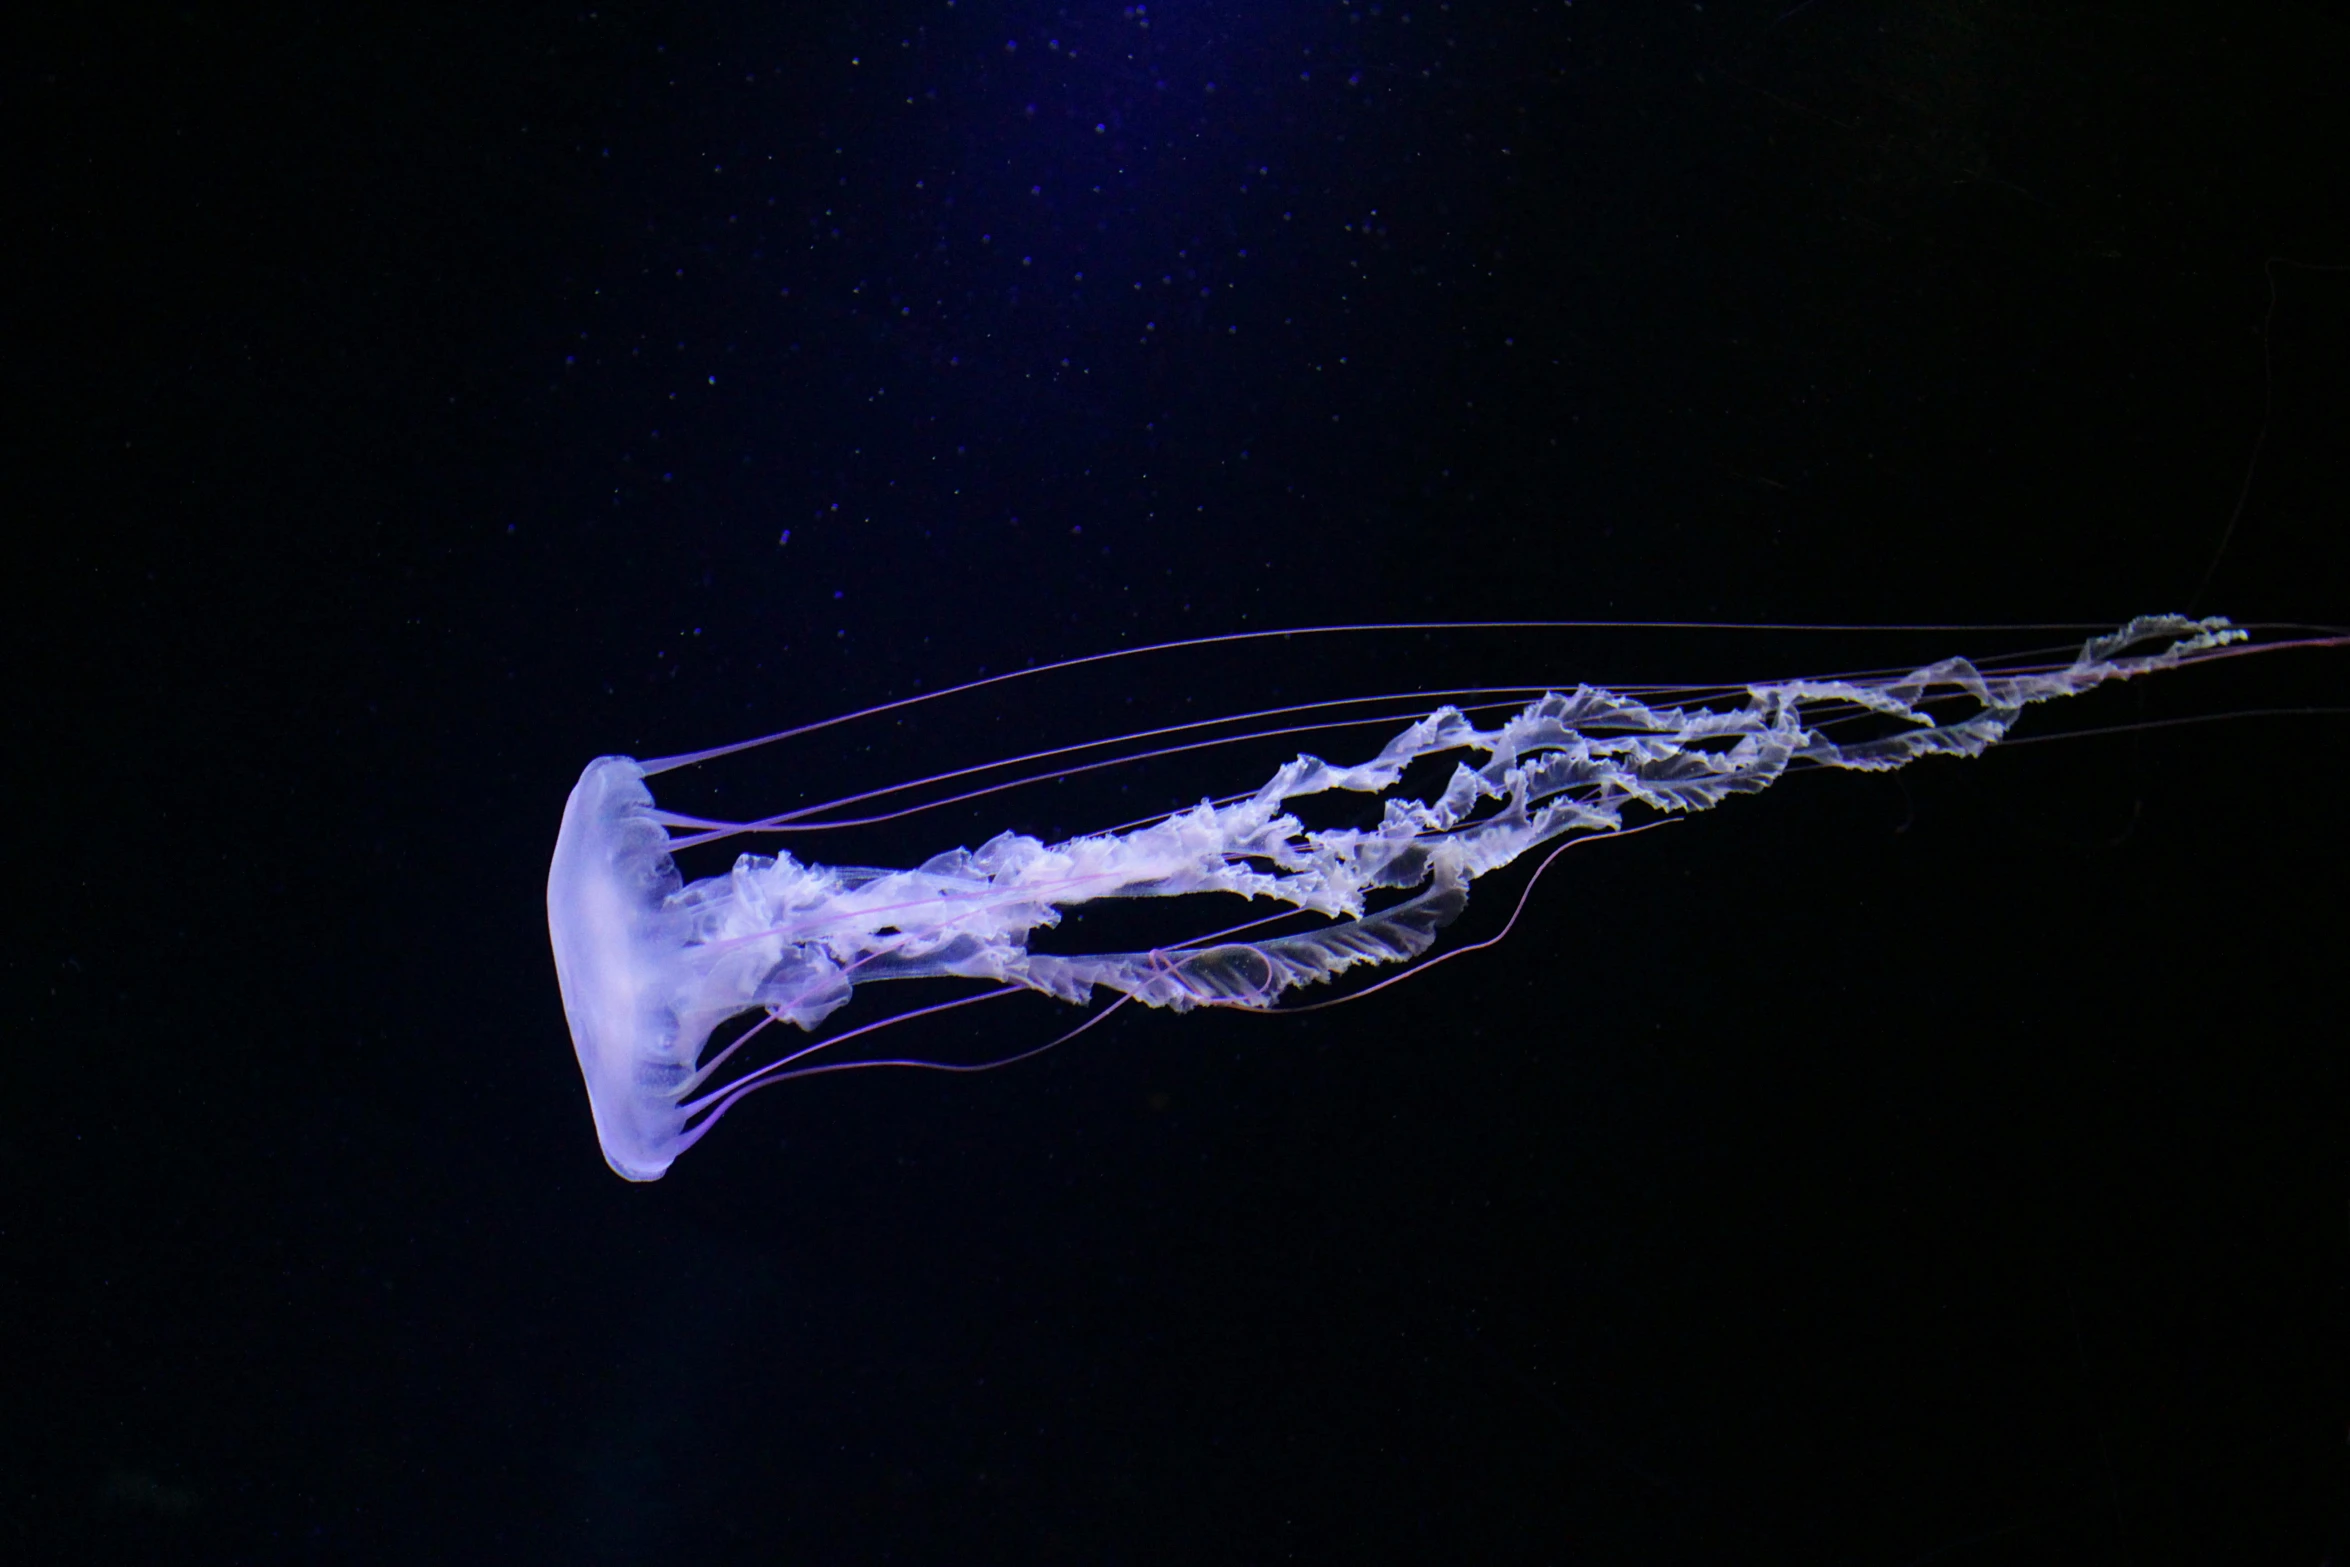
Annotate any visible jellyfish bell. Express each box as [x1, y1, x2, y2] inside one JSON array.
[[546, 614, 2340, 1181], [545, 755, 698, 1181]]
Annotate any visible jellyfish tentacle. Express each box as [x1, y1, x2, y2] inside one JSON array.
[[549, 615, 2253, 1178]]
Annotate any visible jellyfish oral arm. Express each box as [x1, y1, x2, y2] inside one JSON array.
[[548, 613, 2248, 1180]]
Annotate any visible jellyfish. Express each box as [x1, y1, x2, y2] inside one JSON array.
[[546, 613, 2315, 1180]]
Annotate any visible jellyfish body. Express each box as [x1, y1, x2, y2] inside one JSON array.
[[548, 614, 2252, 1180]]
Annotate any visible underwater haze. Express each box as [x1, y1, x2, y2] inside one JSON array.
[[15, 2, 2349, 1562]]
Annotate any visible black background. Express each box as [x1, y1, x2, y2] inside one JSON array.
[[14, 1, 2348, 1562]]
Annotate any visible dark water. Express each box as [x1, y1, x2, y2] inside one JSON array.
[[17, 2, 2348, 1561]]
